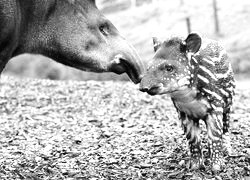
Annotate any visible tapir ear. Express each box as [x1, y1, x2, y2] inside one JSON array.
[[184, 33, 202, 53], [152, 37, 162, 52]]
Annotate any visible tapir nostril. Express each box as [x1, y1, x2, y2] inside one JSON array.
[[139, 87, 149, 92], [147, 86, 160, 95], [139, 85, 160, 95]]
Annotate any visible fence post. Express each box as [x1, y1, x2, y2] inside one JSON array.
[[213, 0, 220, 34], [186, 17, 191, 34], [131, 0, 136, 8], [180, 0, 184, 6]]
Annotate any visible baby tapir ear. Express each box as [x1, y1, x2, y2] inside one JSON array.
[[152, 37, 162, 52], [184, 33, 202, 53]]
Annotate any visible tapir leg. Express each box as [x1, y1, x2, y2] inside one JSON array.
[[205, 112, 224, 172], [222, 104, 233, 155], [180, 112, 203, 169], [0, 60, 8, 73], [0, 54, 12, 73]]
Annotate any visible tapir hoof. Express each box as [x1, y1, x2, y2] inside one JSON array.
[[211, 159, 225, 173], [212, 163, 221, 173], [186, 158, 204, 170]]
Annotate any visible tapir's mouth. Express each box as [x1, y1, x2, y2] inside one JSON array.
[[139, 83, 163, 96], [160, 85, 189, 95], [121, 58, 141, 84], [109, 55, 142, 84], [140, 85, 184, 96], [147, 87, 160, 95]]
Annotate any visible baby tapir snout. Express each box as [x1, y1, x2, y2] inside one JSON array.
[[139, 72, 164, 95], [139, 79, 163, 95]]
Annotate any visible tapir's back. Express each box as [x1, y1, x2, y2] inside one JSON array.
[[191, 38, 235, 106]]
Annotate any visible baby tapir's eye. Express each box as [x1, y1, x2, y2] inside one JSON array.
[[99, 23, 110, 36], [160, 64, 174, 72], [165, 65, 174, 72]]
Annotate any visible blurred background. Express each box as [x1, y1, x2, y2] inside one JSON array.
[[3, 0, 250, 81]]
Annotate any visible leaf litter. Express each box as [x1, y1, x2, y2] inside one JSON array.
[[0, 75, 249, 179]]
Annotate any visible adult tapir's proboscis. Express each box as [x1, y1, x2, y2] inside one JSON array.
[[0, 0, 144, 83]]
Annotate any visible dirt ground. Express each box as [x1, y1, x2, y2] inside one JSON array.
[[0, 75, 249, 180]]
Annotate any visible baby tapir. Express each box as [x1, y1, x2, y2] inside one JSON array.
[[140, 33, 235, 172]]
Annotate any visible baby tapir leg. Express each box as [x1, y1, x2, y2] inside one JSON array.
[[205, 112, 224, 172], [180, 112, 203, 169], [222, 105, 233, 155]]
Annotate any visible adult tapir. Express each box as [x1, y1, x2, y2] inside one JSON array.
[[0, 0, 144, 83]]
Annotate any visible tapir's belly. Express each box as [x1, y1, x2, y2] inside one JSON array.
[[175, 99, 208, 119]]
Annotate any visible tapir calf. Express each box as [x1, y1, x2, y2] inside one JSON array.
[[140, 33, 235, 172], [0, 0, 144, 83]]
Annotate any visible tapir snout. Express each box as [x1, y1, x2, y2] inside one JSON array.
[[0, 0, 145, 83], [139, 73, 163, 95]]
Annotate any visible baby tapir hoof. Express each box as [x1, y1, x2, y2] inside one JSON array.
[[210, 153, 225, 173], [211, 160, 224, 173], [212, 164, 221, 173], [186, 158, 204, 170]]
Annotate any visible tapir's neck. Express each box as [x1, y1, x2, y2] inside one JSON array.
[[170, 87, 208, 119], [170, 87, 197, 103], [0, 0, 22, 72]]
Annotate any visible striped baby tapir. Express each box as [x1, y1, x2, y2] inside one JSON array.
[[139, 33, 235, 172]]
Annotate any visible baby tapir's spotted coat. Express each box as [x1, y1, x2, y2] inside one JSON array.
[[140, 33, 235, 172]]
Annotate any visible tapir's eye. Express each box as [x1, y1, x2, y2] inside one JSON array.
[[160, 64, 174, 72], [99, 23, 109, 36], [165, 65, 174, 72]]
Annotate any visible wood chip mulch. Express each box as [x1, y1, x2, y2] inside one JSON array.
[[0, 76, 249, 179]]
